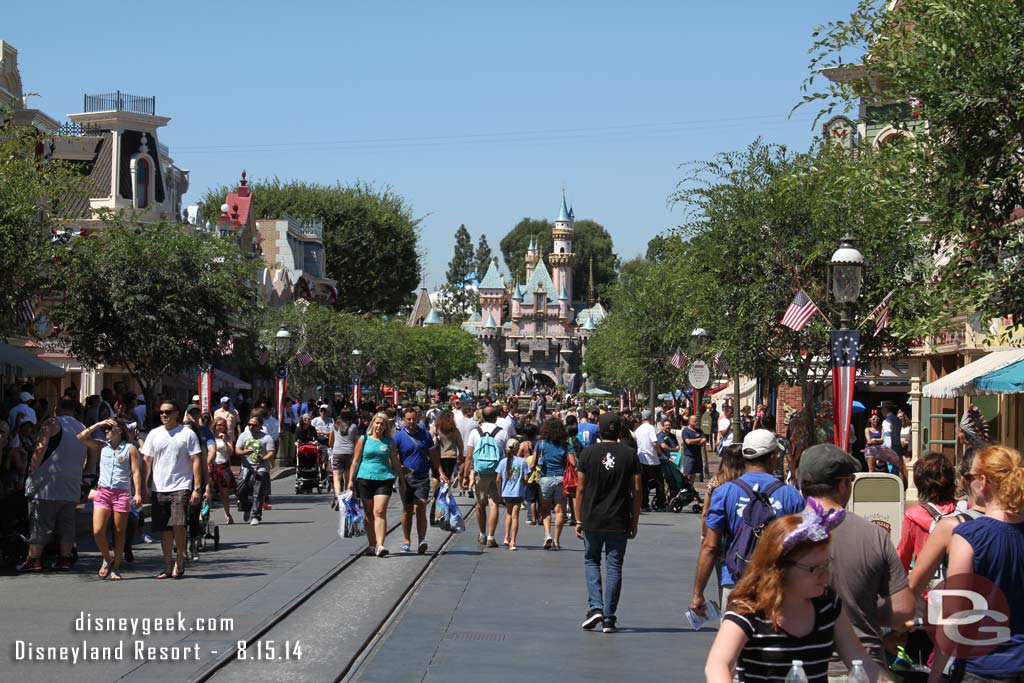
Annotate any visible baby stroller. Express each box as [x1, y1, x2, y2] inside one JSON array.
[[295, 443, 323, 494], [196, 501, 220, 551], [663, 456, 702, 513]]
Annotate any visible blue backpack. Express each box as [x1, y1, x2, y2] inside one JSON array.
[[473, 425, 503, 474], [724, 478, 784, 582]]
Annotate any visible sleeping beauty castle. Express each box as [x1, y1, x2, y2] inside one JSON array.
[[411, 194, 606, 393]]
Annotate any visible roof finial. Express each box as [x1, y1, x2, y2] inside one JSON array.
[[241, 169, 247, 186]]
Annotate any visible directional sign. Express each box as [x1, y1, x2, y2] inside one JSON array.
[[688, 360, 710, 389]]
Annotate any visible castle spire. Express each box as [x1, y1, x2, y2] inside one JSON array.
[[558, 191, 571, 222]]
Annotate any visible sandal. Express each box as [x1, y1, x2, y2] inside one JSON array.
[[172, 564, 185, 579], [109, 570, 123, 581], [224, 515, 234, 525], [156, 570, 173, 579], [98, 560, 110, 579]]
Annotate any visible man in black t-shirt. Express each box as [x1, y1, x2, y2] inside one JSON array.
[[574, 412, 642, 634]]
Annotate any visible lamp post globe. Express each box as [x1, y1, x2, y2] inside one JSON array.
[[274, 326, 293, 359], [830, 236, 865, 305]]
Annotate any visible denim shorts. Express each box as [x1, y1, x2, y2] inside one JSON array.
[[539, 476, 565, 501], [402, 470, 431, 504]]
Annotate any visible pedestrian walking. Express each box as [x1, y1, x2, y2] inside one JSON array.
[[395, 407, 445, 554], [329, 409, 358, 503], [465, 405, 508, 548], [680, 414, 708, 483], [574, 412, 641, 634], [349, 412, 406, 557], [235, 414, 276, 526], [691, 429, 804, 614], [210, 417, 236, 524], [798, 443, 913, 677], [497, 438, 530, 550], [140, 400, 202, 579], [947, 444, 1024, 682], [214, 396, 240, 444], [534, 417, 575, 550], [16, 397, 92, 573], [705, 507, 891, 682], [431, 410, 463, 500], [634, 410, 664, 511], [77, 418, 141, 580]]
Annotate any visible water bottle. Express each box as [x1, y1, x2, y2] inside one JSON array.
[[784, 660, 808, 683], [848, 660, 869, 683]]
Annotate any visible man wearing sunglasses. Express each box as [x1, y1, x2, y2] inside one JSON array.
[[799, 443, 914, 679], [140, 400, 202, 579], [235, 414, 276, 525]]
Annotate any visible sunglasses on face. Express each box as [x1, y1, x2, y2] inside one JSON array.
[[159, 409, 177, 416]]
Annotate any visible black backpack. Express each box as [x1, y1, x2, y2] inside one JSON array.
[[724, 478, 784, 582]]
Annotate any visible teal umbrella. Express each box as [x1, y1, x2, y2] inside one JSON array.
[[582, 387, 613, 397], [974, 359, 1024, 394]]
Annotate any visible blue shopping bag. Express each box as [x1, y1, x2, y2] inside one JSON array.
[[437, 484, 465, 533], [338, 491, 366, 538]]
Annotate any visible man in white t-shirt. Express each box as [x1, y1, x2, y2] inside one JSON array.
[[141, 400, 201, 579], [465, 405, 509, 546], [7, 391, 37, 430], [634, 410, 663, 511], [717, 404, 734, 452], [235, 414, 277, 525]]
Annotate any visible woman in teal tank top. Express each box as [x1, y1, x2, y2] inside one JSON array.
[[348, 412, 406, 557]]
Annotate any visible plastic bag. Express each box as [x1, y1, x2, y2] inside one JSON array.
[[338, 491, 365, 538], [436, 484, 465, 533]]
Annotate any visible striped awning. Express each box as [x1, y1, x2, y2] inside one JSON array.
[[921, 348, 1024, 398], [0, 342, 65, 379]]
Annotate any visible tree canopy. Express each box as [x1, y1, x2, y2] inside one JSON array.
[[439, 224, 475, 322], [52, 213, 258, 404], [499, 217, 619, 300], [801, 0, 1024, 323], [200, 179, 421, 314], [0, 113, 75, 337]]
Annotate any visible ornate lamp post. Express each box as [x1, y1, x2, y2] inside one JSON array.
[[828, 236, 864, 453], [582, 371, 589, 399], [351, 349, 362, 410], [273, 326, 293, 467], [485, 372, 491, 398]]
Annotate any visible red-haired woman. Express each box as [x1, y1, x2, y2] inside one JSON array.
[[947, 445, 1024, 682], [705, 503, 890, 682]]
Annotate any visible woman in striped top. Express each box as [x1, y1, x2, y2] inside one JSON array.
[[705, 510, 892, 682]]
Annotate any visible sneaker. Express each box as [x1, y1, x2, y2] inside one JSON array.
[[486, 537, 498, 548], [376, 547, 389, 558], [249, 517, 260, 526], [478, 533, 486, 546], [15, 558, 43, 573], [602, 617, 618, 634], [581, 608, 603, 630], [418, 541, 428, 555], [544, 537, 553, 550], [509, 544, 518, 551], [143, 533, 156, 544], [467, 490, 475, 498], [52, 556, 73, 571], [262, 502, 273, 510], [401, 543, 411, 553]]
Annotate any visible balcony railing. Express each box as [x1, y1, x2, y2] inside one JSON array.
[[83, 91, 156, 116]]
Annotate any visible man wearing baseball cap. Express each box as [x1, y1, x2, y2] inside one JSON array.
[[799, 444, 913, 678], [691, 429, 804, 617], [7, 391, 37, 430], [214, 396, 240, 444]]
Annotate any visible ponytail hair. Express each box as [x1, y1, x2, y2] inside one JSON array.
[[975, 445, 1024, 514], [505, 438, 520, 478]]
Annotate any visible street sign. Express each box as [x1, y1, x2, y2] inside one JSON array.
[[688, 360, 710, 389]]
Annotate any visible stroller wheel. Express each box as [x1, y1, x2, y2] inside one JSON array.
[[670, 498, 684, 513], [213, 526, 220, 551], [691, 503, 702, 513]]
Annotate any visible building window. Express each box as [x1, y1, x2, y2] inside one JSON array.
[[134, 157, 150, 208]]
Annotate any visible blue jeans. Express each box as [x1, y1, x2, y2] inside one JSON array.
[[583, 531, 628, 617]]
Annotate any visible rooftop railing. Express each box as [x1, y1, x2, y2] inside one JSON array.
[[83, 91, 156, 116]]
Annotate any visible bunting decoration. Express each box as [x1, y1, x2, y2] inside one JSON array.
[[275, 364, 289, 425], [830, 330, 860, 452]]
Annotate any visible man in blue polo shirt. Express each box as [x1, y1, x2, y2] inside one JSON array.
[[577, 408, 600, 448], [394, 407, 446, 554]]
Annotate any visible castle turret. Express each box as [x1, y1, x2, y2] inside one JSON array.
[[525, 237, 539, 281], [550, 192, 576, 317]]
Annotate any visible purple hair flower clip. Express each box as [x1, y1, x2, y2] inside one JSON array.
[[782, 498, 845, 553]]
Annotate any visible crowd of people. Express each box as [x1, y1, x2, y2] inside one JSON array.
[[2, 381, 1022, 683]]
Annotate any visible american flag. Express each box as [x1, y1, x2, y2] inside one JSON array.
[[780, 289, 820, 332], [713, 350, 728, 375], [868, 292, 894, 337], [257, 349, 271, 366], [670, 347, 688, 369], [15, 299, 36, 325], [295, 350, 313, 367], [830, 329, 860, 452]]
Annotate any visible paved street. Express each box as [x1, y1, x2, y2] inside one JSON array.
[[1, 471, 717, 682], [350, 501, 717, 682]]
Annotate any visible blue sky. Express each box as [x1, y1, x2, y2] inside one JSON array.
[[6, 0, 854, 288]]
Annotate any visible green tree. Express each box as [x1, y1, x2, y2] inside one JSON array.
[[801, 0, 1024, 323], [0, 111, 74, 336], [441, 224, 475, 322], [52, 213, 258, 409], [499, 218, 619, 300], [396, 325, 481, 389], [474, 234, 493, 283], [200, 179, 421, 314]]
